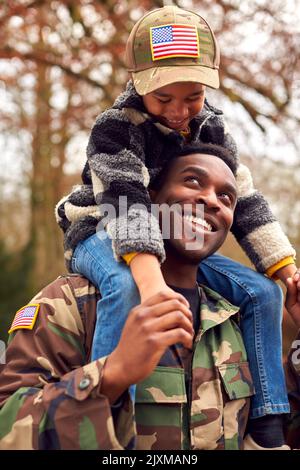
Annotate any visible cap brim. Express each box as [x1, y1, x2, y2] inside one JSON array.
[[132, 65, 219, 95]]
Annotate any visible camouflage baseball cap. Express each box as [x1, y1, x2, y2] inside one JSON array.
[[125, 6, 220, 95]]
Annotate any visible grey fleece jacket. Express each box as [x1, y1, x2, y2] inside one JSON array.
[[55, 80, 295, 272]]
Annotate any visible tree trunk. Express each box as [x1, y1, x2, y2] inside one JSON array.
[[28, 63, 65, 292]]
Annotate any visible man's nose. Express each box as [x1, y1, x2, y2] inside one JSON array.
[[196, 190, 220, 210]]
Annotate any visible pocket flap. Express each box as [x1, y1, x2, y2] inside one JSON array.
[[136, 366, 187, 404], [217, 361, 255, 400]]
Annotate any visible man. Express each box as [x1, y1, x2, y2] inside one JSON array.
[[283, 278, 300, 449], [0, 143, 263, 450]]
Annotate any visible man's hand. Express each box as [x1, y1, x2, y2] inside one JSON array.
[[285, 269, 300, 328], [101, 291, 194, 404]]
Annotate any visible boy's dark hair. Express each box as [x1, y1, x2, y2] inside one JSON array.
[[150, 143, 237, 191]]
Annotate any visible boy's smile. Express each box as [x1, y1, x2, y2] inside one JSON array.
[[142, 82, 206, 131]]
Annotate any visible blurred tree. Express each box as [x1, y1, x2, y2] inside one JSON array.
[[0, 242, 32, 342]]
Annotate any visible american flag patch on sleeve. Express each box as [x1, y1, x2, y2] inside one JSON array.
[[8, 304, 40, 334], [150, 24, 200, 61]]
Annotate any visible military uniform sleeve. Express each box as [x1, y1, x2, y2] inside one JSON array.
[[0, 278, 135, 450]]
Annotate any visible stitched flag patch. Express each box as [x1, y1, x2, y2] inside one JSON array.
[[8, 304, 40, 334], [150, 24, 200, 61]]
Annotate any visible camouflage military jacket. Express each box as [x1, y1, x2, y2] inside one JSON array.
[[284, 332, 300, 449], [0, 275, 254, 450]]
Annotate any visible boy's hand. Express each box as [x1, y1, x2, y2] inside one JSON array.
[[130, 252, 190, 307], [285, 269, 300, 328], [140, 282, 190, 307], [101, 291, 194, 404], [275, 263, 297, 286]]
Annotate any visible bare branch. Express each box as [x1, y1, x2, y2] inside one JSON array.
[[0, 45, 114, 101], [220, 83, 270, 132], [221, 64, 290, 112]]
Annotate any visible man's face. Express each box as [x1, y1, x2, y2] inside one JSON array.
[[152, 153, 237, 263], [142, 82, 206, 131]]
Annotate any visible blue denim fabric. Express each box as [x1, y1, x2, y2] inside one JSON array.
[[197, 253, 290, 419], [71, 232, 140, 359], [72, 233, 290, 418], [71, 231, 139, 402]]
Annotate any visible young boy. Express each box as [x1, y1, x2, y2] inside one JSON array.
[[56, 6, 296, 448]]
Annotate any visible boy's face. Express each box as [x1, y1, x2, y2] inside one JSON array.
[[142, 82, 206, 131]]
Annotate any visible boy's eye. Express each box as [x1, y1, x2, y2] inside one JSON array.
[[186, 92, 204, 101], [155, 97, 171, 104]]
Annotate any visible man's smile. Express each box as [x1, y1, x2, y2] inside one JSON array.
[[183, 214, 213, 232], [174, 204, 220, 234]]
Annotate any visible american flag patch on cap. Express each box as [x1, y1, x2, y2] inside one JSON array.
[[150, 24, 199, 61], [8, 304, 40, 334]]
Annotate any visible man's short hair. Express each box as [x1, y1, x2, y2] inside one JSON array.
[[150, 143, 237, 191]]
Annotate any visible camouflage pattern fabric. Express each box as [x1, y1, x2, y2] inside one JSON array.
[[0, 275, 254, 450], [131, 10, 217, 71], [0, 275, 135, 450], [135, 286, 254, 450], [284, 331, 300, 449]]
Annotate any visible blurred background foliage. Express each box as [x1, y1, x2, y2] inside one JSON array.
[[0, 0, 299, 351]]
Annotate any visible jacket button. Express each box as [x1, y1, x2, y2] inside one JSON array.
[[78, 377, 91, 390]]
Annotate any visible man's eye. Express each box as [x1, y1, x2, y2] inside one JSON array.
[[218, 193, 233, 204], [185, 176, 200, 184]]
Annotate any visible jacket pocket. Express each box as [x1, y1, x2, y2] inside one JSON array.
[[218, 361, 255, 399], [135, 366, 187, 450], [218, 361, 255, 450]]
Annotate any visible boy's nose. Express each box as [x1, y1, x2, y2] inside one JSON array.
[[169, 103, 189, 120]]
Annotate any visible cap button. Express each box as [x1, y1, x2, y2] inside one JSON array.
[[78, 377, 91, 390]]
